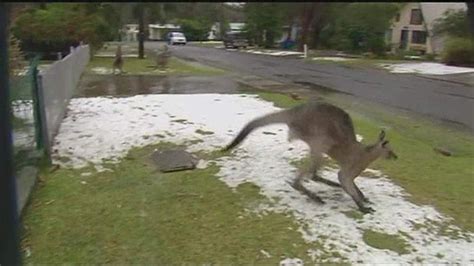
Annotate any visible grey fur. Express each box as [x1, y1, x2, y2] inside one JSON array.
[[224, 101, 398, 213], [112, 45, 123, 75]]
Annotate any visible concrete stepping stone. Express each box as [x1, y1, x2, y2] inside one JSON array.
[[151, 149, 197, 172]]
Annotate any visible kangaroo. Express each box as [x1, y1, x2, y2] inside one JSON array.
[[223, 101, 398, 213], [155, 44, 170, 70], [112, 44, 123, 75]]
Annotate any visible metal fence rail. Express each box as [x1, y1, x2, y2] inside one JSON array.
[[38, 44, 90, 151], [10, 57, 41, 170], [8, 44, 90, 217]]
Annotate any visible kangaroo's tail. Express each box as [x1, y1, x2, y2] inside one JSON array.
[[223, 110, 290, 151]]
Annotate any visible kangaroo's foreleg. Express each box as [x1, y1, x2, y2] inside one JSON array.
[[354, 184, 371, 203], [338, 170, 374, 214]]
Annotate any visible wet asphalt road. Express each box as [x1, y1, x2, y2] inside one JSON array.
[[146, 42, 474, 130]]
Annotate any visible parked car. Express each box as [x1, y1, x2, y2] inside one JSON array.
[[167, 32, 187, 45], [223, 32, 248, 49]]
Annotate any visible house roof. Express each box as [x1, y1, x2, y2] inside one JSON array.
[[229, 23, 245, 28], [420, 2, 467, 32], [149, 24, 181, 29]]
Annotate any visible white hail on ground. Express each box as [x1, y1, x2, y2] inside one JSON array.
[[54, 94, 474, 264]]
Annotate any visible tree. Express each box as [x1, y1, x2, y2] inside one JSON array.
[[178, 19, 210, 41], [433, 9, 469, 38], [132, 3, 164, 59], [244, 3, 285, 48], [309, 3, 343, 49], [434, 4, 473, 66], [8, 3, 33, 73], [135, 3, 145, 59], [12, 3, 111, 57], [323, 3, 399, 54], [297, 3, 318, 51]]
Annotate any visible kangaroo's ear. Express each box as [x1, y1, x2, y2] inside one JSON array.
[[378, 130, 386, 141]]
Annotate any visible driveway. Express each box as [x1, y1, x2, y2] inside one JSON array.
[[146, 42, 474, 131]]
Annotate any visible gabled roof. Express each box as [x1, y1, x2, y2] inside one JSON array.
[[229, 22, 245, 29], [149, 24, 181, 29], [420, 2, 467, 32]]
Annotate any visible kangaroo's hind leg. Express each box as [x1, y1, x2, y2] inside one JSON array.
[[312, 173, 341, 187], [289, 147, 325, 204]]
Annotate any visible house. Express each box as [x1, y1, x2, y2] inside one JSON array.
[[279, 24, 300, 43], [149, 24, 181, 41], [387, 2, 467, 54], [122, 24, 139, 42], [206, 22, 245, 40], [228, 22, 246, 33], [207, 23, 221, 40]]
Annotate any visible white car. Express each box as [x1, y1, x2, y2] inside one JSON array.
[[167, 32, 187, 45]]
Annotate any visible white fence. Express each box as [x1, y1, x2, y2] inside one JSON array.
[[38, 44, 90, 150]]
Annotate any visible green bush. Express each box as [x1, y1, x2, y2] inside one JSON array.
[[323, 3, 399, 55], [442, 37, 474, 67], [422, 53, 436, 61], [12, 4, 111, 57], [179, 19, 210, 41]]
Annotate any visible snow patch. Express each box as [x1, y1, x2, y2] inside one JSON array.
[[90, 67, 114, 75], [312, 57, 354, 62], [280, 257, 303, 266], [379, 62, 474, 75], [95, 53, 140, 58], [54, 94, 474, 264], [244, 50, 304, 57]]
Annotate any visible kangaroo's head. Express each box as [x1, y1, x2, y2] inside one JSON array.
[[373, 130, 398, 160]]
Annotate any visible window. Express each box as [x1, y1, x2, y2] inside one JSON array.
[[395, 13, 400, 22], [410, 9, 423, 25], [170, 32, 184, 38], [411, 30, 427, 44]]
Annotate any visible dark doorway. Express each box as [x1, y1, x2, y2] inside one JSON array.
[[400, 30, 409, 50]]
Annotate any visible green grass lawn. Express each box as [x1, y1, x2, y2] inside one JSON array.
[[21, 89, 473, 263], [22, 143, 341, 264], [254, 91, 474, 233], [85, 56, 226, 76], [306, 57, 417, 70]]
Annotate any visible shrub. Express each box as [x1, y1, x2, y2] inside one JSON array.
[[9, 34, 25, 73], [441, 37, 474, 67], [179, 19, 210, 41], [12, 4, 110, 58], [324, 3, 399, 55]]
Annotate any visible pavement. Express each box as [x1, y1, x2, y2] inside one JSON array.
[[145, 41, 474, 131]]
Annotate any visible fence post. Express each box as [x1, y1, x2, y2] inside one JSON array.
[[0, 3, 21, 265], [32, 66, 52, 164], [304, 44, 308, 59]]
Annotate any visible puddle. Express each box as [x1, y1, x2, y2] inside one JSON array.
[[76, 74, 242, 97]]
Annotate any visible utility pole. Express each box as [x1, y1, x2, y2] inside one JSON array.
[[467, 2, 474, 37], [0, 3, 21, 265], [138, 3, 145, 59]]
